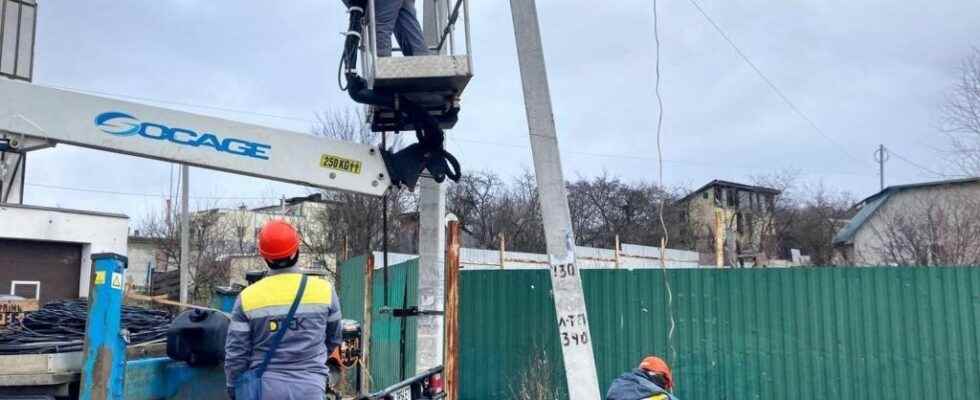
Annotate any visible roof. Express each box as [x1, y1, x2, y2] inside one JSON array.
[[250, 193, 341, 213], [677, 179, 781, 204], [832, 177, 980, 246], [0, 203, 128, 219], [853, 177, 980, 206]]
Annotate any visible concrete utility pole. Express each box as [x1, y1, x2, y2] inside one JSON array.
[[415, 179, 446, 371], [875, 144, 889, 191], [509, 0, 601, 397], [179, 165, 190, 304], [416, 0, 449, 373]]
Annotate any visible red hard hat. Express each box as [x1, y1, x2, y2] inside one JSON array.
[[639, 356, 673, 390], [258, 220, 300, 261]]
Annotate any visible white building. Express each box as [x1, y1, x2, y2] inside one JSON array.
[[0, 204, 128, 302], [832, 178, 980, 266], [127, 193, 339, 291]]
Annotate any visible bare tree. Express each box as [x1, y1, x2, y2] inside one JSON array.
[[135, 207, 181, 272], [751, 170, 854, 265], [941, 48, 980, 176], [792, 183, 855, 265], [188, 209, 235, 302], [567, 173, 686, 249], [135, 203, 236, 303], [750, 169, 800, 258], [447, 169, 545, 252], [447, 169, 691, 253], [867, 190, 980, 266]]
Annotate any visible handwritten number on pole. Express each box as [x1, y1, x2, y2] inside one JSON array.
[[558, 313, 589, 347], [552, 263, 577, 279]]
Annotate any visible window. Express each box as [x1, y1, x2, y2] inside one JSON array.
[[727, 189, 737, 207], [10, 281, 40, 300], [714, 187, 723, 204], [702, 191, 709, 199]]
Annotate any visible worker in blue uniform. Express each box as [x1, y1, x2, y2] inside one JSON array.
[[375, 0, 430, 57], [225, 220, 343, 400], [606, 356, 679, 400]]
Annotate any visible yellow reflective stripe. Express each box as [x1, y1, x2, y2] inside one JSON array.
[[645, 395, 667, 400], [240, 273, 333, 312]]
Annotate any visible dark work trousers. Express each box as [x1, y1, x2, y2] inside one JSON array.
[[375, 0, 430, 57]]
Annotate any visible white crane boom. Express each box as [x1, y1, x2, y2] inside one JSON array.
[[0, 78, 390, 197]]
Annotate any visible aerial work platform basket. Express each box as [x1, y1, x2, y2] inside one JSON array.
[[357, 0, 473, 132]]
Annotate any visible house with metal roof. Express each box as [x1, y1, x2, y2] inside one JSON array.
[[832, 177, 980, 266]]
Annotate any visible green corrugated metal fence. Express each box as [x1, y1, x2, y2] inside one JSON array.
[[340, 259, 980, 399], [339, 256, 419, 390]]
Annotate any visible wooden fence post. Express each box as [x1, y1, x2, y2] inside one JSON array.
[[614, 234, 621, 269], [360, 254, 374, 394], [444, 221, 461, 399], [498, 234, 506, 269]]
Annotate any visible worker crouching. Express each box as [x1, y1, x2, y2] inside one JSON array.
[[225, 220, 343, 400], [606, 356, 678, 400]]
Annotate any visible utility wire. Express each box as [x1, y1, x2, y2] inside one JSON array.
[[684, 0, 867, 166], [652, 0, 678, 373], [889, 149, 957, 178], [450, 137, 874, 177], [43, 81, 873, 177], [26, 182, 280, 201], [40, 83, 314, 124]]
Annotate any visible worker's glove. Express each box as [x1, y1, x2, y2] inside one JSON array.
[[226, 387, 236, 400]]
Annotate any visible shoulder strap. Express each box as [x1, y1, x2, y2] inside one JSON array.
[[255, 274, 307, 377]]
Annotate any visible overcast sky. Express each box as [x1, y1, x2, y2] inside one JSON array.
[[19, 0, 980, 226]]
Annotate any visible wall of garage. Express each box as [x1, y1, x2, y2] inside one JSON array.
[[0, 204, 128, 299]]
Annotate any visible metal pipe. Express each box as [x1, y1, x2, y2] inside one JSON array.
[[463, 0, 472, 73], [446, 0, 454, 55], [12, 1, 21, 77], [17, 151, 23, 204], [0, 0, 7, 75], [179, 165, 190, 304], [367, 0, 378, 89], [80, 253, 128, 400]]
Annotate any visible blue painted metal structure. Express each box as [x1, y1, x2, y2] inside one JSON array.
[[212, 287, 240, 313], [124, 357, 227, 400], [81, 253, 128, 400]]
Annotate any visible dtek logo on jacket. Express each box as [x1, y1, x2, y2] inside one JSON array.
[[268, 318, 309, 332], [95, 111, 272, 160]]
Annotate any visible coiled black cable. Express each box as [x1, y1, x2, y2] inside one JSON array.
[[0, 299, 172, 355]]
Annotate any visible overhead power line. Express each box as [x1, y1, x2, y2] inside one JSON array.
[[888, 149, 958, 178], [43, 80, 874, 178], [26, 182, 280, 201], [684, 0, 867, 166], [41, 83, 315, 124], [450, 136, 874, 177]]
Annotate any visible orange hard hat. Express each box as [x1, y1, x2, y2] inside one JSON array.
[[639, 356, 673, 390], [258, 220, 300, 261]]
